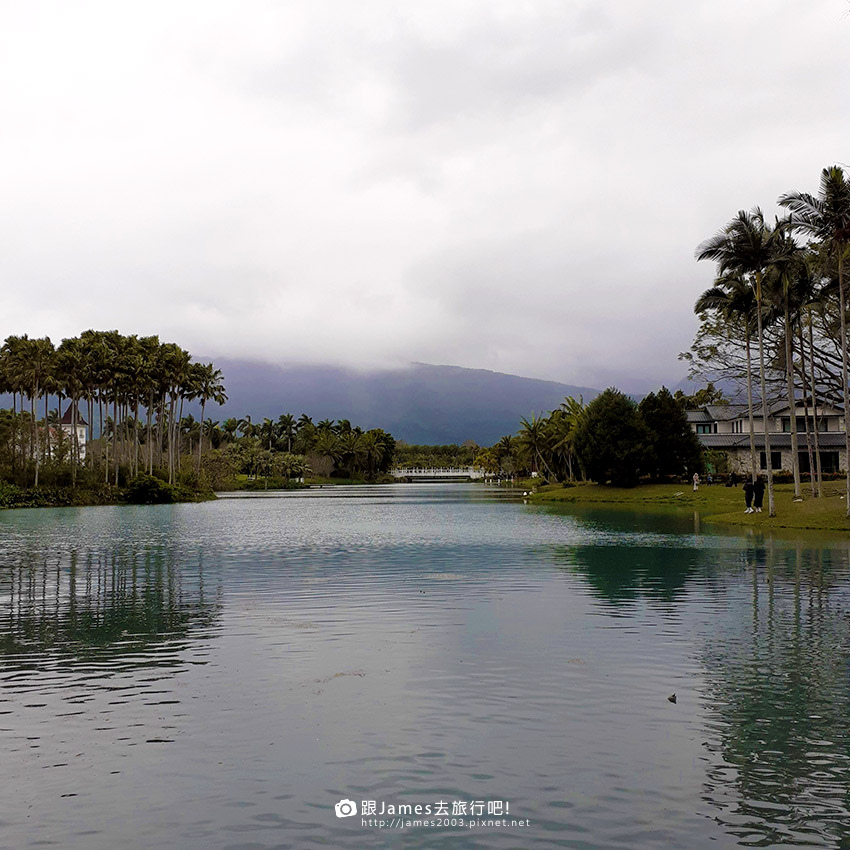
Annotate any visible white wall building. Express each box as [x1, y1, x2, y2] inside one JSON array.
[[59, 403, 87, 461]]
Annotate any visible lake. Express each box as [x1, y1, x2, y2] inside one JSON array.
[[1, 484, 849, 849]]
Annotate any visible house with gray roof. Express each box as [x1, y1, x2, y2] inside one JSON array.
[[686, 399, 845, 475]]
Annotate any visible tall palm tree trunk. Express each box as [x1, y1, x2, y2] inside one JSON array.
[[101, 399, 108, 484], [784, 305, 801, 499], [11, 392, 17, 479], [805, 310, 823, 496], [88, 397, 94, 467], [113, 398, 119, 485], [146, 395, 153, 474], [796, 321, 816, 498], [168, 395, 176, 484], [44, 393, 50, 463], [31, 390, 38, 486], [755, 280, 776, 516], [156, 397, 164, 472], [744, 328, 757, 480], [839, 255, 850, 517], [197, 397, 206, 474], [133, 401, 140, 476]]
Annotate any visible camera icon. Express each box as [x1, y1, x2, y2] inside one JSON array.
[[335, 799, 357, 818]]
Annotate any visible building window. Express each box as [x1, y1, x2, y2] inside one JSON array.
[[782, 416, 828, 432], [759, 451, 782, 470], [799, 451, 841, 474], [696, 424, 713, 434], [820, 452, 839, 474]]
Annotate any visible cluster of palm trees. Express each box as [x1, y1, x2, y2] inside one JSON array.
[[209, 415, 396, 483], [476, 397, 588, 480], [0, 331, 226, 487], [693, 165, 850, 517]]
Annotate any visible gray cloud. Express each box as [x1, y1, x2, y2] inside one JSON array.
[[1, 0, 848, 390]]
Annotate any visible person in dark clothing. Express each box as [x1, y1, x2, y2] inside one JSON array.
[[753, 476, 765, 512], [743, 479, 754, 513], [729, 472, 738, 487]]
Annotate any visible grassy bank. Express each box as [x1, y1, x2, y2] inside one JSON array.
[[531, 481, 850, 532], [0, 476, 215, 509]]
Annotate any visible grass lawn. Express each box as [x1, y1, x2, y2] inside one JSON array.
[[531, 480, 850, 532]]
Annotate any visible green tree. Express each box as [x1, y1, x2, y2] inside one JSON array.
[[638, 387, 703, 479], [573, 388, 648, 487]]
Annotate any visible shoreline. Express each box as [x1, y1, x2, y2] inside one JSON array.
[[529, 481, 850, 533]]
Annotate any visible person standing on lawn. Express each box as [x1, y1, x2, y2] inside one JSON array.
[[753, 476, 765, 513], [744, 479, 755, 513]]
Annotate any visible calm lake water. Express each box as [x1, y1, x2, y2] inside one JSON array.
[[1, 484, 849, 849]]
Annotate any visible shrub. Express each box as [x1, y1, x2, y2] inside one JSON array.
[[125, 474, 177, 504]]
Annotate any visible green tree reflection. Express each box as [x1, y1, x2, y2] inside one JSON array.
[[0, 546, 221, 667], [699, 539, 850, 847]]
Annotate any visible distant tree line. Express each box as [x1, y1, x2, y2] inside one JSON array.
[[488, 388, 703, 487], [394, 442, 479, 469], [211, 415, 395, 487], [0, 330, 396, 498]]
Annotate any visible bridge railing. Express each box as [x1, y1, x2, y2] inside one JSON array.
[[391, 467, 488, 479]]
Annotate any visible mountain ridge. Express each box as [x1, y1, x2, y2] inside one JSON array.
[[202, 359, 601, 445]]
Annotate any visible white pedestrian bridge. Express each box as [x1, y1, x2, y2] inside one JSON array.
[[391, 466, 487, 480]]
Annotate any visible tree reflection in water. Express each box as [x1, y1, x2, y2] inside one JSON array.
[[551, 527, 850, 847], [0, 544, 222, 673], [700, 534, 850, 847]]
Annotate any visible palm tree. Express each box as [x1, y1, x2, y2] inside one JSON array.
[[779, 166, 850, 515], [336, 431, 364, 477], [203, 419, 221, 449], [277, 413, 296, 452], [763, 230, 814, 500], [697, 208, 790, 516], [1, 335, 27, 478], [222, 418, 240, 443], [55, 338, 85, 483], [259, 418, 277, 452], [237, 415, 255, 438], [359, 430, 387, 479], [194, 363, 227, 473], [695, 275, 760, 479], [545, 396, 588, 482], [518, 413, 554, 479], [313, 430, 340, 473], [17, 335, 55, 486], [493, 435, 518, 479]]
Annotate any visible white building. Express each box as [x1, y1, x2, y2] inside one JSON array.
[[687, 399, 845, 475], [59, 403, 87, 461]]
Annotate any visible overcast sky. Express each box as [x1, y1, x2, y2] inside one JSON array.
[[1, 1, 847, 391]]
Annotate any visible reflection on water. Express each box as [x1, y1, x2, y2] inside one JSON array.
[[0, 547, 220, 664], [0, 487, 848, 849]]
